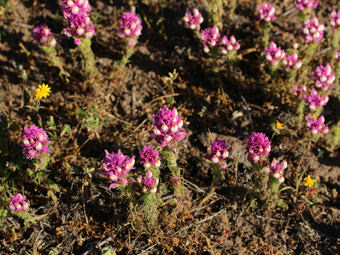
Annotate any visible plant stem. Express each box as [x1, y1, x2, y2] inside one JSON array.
[[78, 38, 99, 81]]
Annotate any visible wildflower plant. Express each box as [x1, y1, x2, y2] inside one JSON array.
[[184, 8, 203, 32], [256, 2, 276, 47], [295, 0, 318, 21], [32, 24, 70, 80], [9, 193, 29, 213], [117, 11, 143, 67], [265, 159, 287, 207], [204, 139, 232, 192]]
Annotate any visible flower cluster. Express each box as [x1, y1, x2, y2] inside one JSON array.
[[61, 0, 91, 18], [304, 175, 315, 187], [21, 125, 50, 160], [184, 8, 203, 30], [137, 171, 159, 193], [32, 24, 56, 47], [330, 10, 340, 33], [150, 105, 187, 148], [99, 150, 135, 189], [306, 114, 328, 135], [9, 193, 29, 213], [283, 52, 302, 70], [264, 41, 285, 66], [256, 2, 276, 22], [205, 139, 232, 169], [265, 159, 287, 183], [311, 63, 335, 91], [61, 0, 95, 45], [117, 12, 143, 47], [304, 88, 329, 111], [294, 0, 318, 11], [200, 26, 220, 53], [247, 132, 271, 163], [139, 145, 161, 169], [293, 84, 307, 100], [220, 35, 240, 55], [35, 83, 51, 100], [300, 16, 325, 44]]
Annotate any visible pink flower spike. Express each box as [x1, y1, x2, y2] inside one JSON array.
[[266, 159, 287, 182], [264, 41, 285, 66], [205, 139, 232, 169], [9, 193, 29, 213], [220, 35, 240, 55], [21, 125, 50, 160], [61, 0, 91, 18], [247, 132, 271, 163], [312, 64, 335, 91], [301, 16, 324, 44], [184, 8, 204, 30], [118, 12, 143, 40], [304, 88, 329, 111], [32, 24, 56, 47], [139, 145, 161, 169], [256, 2, 276, 22], [200, 26, 220, 53], [294, 0, 318, 11], [293, 84, 307, 100], [306, 114, 328, 135], [138, 171, 159, 193], [283, 52, 302, 70], [329, 10, 340, 34]]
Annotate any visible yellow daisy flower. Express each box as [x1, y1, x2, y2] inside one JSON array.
[[275, 121, 284, 130], [35, 83, 51, 100], [304, 175, 314, 187]]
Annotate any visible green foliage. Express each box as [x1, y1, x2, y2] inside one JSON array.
[[77, 104, 108, 134]]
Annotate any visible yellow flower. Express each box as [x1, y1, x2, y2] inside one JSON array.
[[35, 83, 51, 100], [304, 175, 314, 187], [275, 121, 284, 130]]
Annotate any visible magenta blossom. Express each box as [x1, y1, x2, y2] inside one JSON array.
[[294, 0, 318, 11], [293, 84, 307, 100], [306, 114, 328, 135], [184, 8, 204, 30], [312, 64, 335, 91], [21, 125, 50, 160], [247, 132, 271, 163], [220, 35, 240, 55], [265, 159, 287, 183], [264, 41, 285, 66], [330, 10, 340, 34], [200, 26, 221, 53], [205, 139, 232, 169], [256, 2, 276, 22], [139, 145, 161, 169], [118, 12, 142, 42], [150, 105, 187, 148], [283, 52, 302, 70], [61, 0, 91, 18], [137, 171, 159, 193], [32, 24, 56, 47], [99, 150, 135, 189], [63, 12, 95, 45], [304, 88, 329, 111], [9, 193, 29, 213], [301, 16, 324, 44]]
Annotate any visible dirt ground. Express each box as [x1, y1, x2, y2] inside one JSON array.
[[0, 0, 339, 254]]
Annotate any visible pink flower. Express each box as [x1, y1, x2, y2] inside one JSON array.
[[63, 12, 95, 43], [137, 171, 159, 193], [256, 2, 276, 22], [21, 125, 50, 160], [184, 8, 204, 30], [171, 177, 180, 186], [293, 85, 307, 100], [139, 145, 161, 169], [205, 139, 232, 169], [220, 35, 240, 55], [117, 12, 143, 40], [312, 64, 335, 91], [294, 0, 318, 11], [301, 16, 324, 44], [265, 159, 287, 183], [9, 193, 29, 213], [306, 114, 328, 135], [283, 52, 302, 70], [99, 150, 135, 189], [32, 24, 56, 47], [247, 132, 271, 163], [150, 105, 187, 148], [304, 88, 329, 111], [329, 9, 340, 34], [61, 0, 91, 18], [200, 26, 221, 53], [264, 41, 285, 66]]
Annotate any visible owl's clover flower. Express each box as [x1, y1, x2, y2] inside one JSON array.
[[200, 26, 221, 53], [205, 139, 232, 169], [99, 150, 135, 189], [118, 12, 142, 47], [32, 24, 56, 47], [21, 125, 50, 160], [304, 88, 329, 111], [283, 52, 302, 70], [312, 63, 335, 91], [220, 35, 240, 55], [265, 159, 287, 183], [329, 10, 340, 34], [293, 84, 307, 100], [63, 12, 95, 45], [9, 193, 29, 213], [306, 114, 328, 135], [247, 132, 271, 163], [137, 171, 159, 193], [184, 8, 203, 31], [301, 16, 325, 44], [294, 0, 318, 11], [150, 105, 187, 148], [264, 41, 286, 66], [256, 2, 276, 22], [139, 145, 161, 169], [61, 0, 91, 18]]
